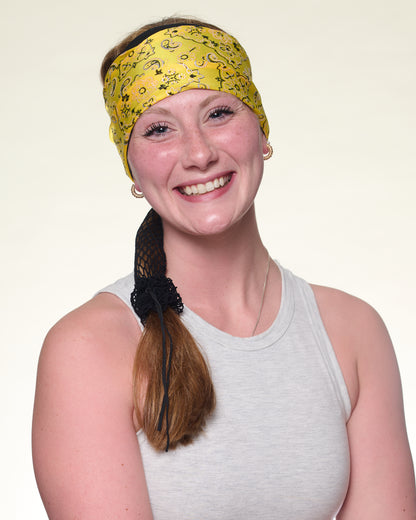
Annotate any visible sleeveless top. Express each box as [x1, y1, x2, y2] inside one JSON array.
[[99, 263, 351, 519]]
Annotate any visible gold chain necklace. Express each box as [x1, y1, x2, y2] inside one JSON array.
[[251, 254, 271, 336]]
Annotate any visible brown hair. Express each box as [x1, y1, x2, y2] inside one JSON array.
[[101, 17, 219, 451]]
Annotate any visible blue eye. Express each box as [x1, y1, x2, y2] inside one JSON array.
[[208, 106, 234, 119], [143, 122, 170, 137]]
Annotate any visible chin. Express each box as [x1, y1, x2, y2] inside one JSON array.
[[159, 199, 255, 239], [187, 207, 252, 237], [192, 222, 231, 236]]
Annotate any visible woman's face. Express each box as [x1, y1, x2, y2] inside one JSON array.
[[127, 89, 268, 237]]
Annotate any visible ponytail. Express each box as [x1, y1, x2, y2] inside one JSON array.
[[130, 210, 215, 451]]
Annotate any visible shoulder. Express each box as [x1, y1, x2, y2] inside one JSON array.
[[310, 285, 416, 517], [310, 283, 392, 410], [41, 292, 140, 368], [35, 292, 142, 431], [311, 283, 394, 369], [32, 294, 152, 518], [36, 292, 141, 415], [311, 283, 385, 333]]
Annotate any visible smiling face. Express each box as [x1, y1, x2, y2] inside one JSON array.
[[127, 89, 268, 237]]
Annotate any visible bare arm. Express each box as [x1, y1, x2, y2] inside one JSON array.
[[314, 286, 416, 519], [32, 294, 153, 519]]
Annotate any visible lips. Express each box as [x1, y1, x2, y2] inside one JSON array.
[[178, 174, 233, 196]]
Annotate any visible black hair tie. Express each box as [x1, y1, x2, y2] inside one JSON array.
[[131, 276, 183, 325]]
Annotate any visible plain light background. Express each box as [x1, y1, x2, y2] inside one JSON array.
[[2, 0, 415, 517]]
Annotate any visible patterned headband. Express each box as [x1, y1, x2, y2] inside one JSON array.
[[103, 24, 269, 179]]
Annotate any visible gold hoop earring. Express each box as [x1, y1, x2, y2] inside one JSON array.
[[131, 184, 145, 198], [263, 142, 273, 160]]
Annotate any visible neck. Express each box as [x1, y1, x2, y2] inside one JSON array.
[[164, 207, 264, 282], [162, 206, 277, 335]]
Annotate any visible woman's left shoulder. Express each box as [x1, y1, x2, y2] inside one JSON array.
[[311, 284, 392, 354], [310, 284, 389, 410], [311, 283, 386, 334], [311, 284, 416, 518], [310, 283, 398, 374]]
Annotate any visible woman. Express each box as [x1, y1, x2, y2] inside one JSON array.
[[32, 17, 416, 519]]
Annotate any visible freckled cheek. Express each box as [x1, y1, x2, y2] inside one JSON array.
[[130, 148, 178, 186], [221, 133, 262, 162], [217, 118, 262, 153]]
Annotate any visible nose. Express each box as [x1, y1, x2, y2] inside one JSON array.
[[181, 126, 218, 171]]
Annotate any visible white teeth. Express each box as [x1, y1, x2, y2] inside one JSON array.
[[180, 175, 231, 196]]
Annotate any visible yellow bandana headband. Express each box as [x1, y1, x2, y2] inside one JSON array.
[[103, 25, 269, 179]]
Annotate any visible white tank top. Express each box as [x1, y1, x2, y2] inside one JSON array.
[[100, 263, 351, 519]]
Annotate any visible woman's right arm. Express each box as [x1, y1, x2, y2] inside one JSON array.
[[32, 294, 153, 519]]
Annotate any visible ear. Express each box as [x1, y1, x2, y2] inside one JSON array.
[[262, 134, 269, 155], [127, 156, 141, 190], [131, 171, 143, 193], [133, 181, 142, 192]]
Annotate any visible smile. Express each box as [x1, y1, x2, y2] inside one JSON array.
[[178, 174, 232, 196]]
